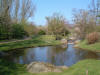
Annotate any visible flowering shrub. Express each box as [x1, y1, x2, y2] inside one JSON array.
[[86, 32, 99, 44]]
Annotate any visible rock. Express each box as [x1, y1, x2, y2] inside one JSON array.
[[27, 62, 68, 73], [61, 39, 68, 48], [57, 66, 69, 69], [74, 40, 80, 44], [74, 45, 79, 48], [61, 39, 68, 44]]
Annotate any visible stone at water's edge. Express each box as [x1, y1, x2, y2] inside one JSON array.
[[61, 39, 68, 44], [74, 40, 80, 48], [74, 40, 80, 44], [27, 62, 68, 73], [61, 39, 68, 48]]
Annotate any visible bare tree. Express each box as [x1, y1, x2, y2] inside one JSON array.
[[89, 0, 100, 24], [46, 13, 69, 40], [11, 0, 35, 23], [73, 9, 96, 39]]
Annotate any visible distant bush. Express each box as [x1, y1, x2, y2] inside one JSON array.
[[38, 30, 46, 35], [86, 32, 99, 44], [56, 35, 63, 40], [12, 24, 28, 39]]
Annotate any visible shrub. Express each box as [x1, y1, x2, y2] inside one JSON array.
[[38, 30, 46, 35], [86, 32, 99, 44], [12, 24, 27, 39]]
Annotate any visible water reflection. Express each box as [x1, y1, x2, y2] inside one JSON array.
[[0, 44, 100, 67]]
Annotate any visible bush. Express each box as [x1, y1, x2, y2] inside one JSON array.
[[38, 30, 46, 35], [86, 32, 99, 44], [56, 35, 63, 40], [12, 24, 28, 39]]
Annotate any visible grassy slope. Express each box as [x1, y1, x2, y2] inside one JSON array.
[[78, 40, 100, 52], [1, 59, 100, 75], [0, 35, 61, 51], [63, 59, 100, 75]]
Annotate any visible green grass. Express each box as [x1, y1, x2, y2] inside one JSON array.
[[1, 59, 100, 75], [62, 59, 100, 75], [0, 35, 61, 51], [78, 40, 100, 52]]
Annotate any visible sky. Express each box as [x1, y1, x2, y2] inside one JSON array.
[[31, 0, 91, 25]]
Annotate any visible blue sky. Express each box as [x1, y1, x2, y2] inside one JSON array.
[[31, 0, 91, 25]]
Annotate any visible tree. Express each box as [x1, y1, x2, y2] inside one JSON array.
[[46, 13, 69, 40], [0, 0, 36, 40], [73, 9, 96, 39], [23, 23, 38, 36], [0, 0, 13, 40], [0, 16, 12, 40], [89, 0, 100, 24], [11, 0, 35, 23]]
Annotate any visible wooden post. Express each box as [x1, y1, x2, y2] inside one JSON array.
[[86, 70, 88, 75]]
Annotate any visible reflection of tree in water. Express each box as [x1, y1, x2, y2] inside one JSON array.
[[24, 48, 35, 64], [46, 46, 67, 66], [1, 48, 26, 63], [6, 49, 25, 56], [84, 51, 99, 59]]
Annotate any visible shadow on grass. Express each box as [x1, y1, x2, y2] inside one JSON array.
[[0, 59, 26, 75]]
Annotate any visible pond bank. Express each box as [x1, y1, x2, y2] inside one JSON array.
[[1, 59, 100, 75], [0, 35, 61, 51], [1, 41, 100, 75], [75, 40, 100, 52]]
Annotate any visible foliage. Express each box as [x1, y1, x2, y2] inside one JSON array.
[[86, 32, 99, 44], [46, 13, 69, 39], [38, 35, 56, 41], [23, 23, 38, 36], [38, 30, 46, 35], [0, 0, 35, 40], [12, 24, 27, 39], [0, 16, 12, 40], [73, 9, 96, 39]]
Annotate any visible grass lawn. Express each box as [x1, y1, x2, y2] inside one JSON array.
[[78, 40, 100, 52], [0, 35, 61, 51], [0, 59, 100, 75]]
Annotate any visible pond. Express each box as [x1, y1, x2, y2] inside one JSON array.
[[0, 44, 100, 67]]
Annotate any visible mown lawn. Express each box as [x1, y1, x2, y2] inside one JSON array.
[[0, 59, 100, 75], [78, 40, 100, 52], [0, 35, 61, 51]]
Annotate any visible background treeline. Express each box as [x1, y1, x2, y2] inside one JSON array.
[[73, 0, 100, 44], [0, 0, 35, 40], [0, 0, 70, 40], [46, 13, 70, 40]]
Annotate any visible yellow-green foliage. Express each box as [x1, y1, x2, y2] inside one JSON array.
[[0, 35, 61, 51], [40, 35, 56, 41]]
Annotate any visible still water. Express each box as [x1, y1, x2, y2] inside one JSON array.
[[1, 44, 100, 67]]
